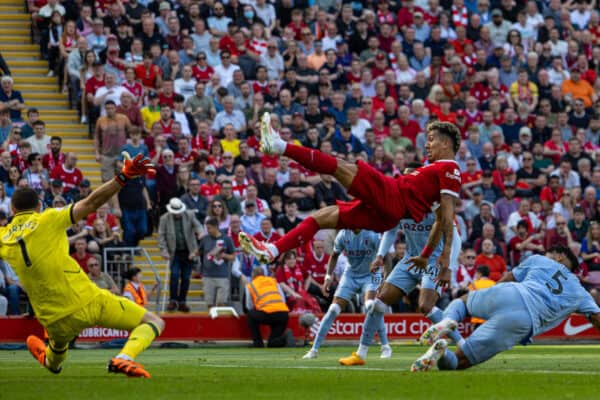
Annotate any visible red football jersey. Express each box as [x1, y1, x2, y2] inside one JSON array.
[[398, 160, 462, 222], [50, 165, 84, 193], [302, 247, 330, 285], [200, 182, 221, 200]]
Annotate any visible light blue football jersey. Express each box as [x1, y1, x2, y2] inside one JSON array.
[[378, 212, 457, 266], [333, 229, 379, 276], [512, 255, 600, 336]]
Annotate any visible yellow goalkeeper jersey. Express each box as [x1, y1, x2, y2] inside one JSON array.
[[0, 205, 101, 326]]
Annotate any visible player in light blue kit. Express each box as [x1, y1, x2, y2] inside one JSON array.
[[339, 211, 462, 365], [303, 229, 391, 359], [412, 245, 600, 371]]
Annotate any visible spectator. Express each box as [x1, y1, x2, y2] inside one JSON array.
[[50, 152, 83, 194], [454, 247, 478, 294], [544, 215, 580, 255], [494, 182, 519, 227], [214, 180, 242, 216], [118, 172, 151, 247], [122, 267, 148, 306], [211, 95, 247, 133], [24, 120, 50, 156], [158, 198, 203, 312], [199, 217, 236, 308], [200, 165, 221, 201], [0, 260, 21, 315], [156, 149, 179, 213], [314, 174, 348, 208], [241, 184, 270, 218], [43, 178, 70, 208], [116, 91, 144, 128], [276, 199, 303, 235], [186, 81, 216, 121], [474, 238, 507, 281], [550, 159, 581, 190], [473, 222, 505, 257], [282, 168, 316, 213], [180, 178, 209, 223], [508, 220, 545, 265], [0, 76, 25, 122], [70, 237, 94, 273], [94, 100, 130, 182], [207, 198, 231, 230], [506, 198, 542, 243], [245, 266, 292, 348], [87, 254, 119, 294], [42, 136, 65, 172]]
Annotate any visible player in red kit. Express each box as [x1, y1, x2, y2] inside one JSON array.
[[240, 114, 462, 286]]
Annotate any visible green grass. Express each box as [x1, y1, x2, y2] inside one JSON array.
[[1, 345, 599, 399]]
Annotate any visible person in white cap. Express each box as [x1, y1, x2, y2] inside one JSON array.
[[158, 197, 204, 312]]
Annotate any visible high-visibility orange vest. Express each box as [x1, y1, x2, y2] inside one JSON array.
[[247, 276, 289, 313], [468, 278, 496, 324], [123, 281, 148, 306]]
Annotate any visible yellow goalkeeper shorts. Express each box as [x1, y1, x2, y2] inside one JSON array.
[[45, 290, 147, 344]]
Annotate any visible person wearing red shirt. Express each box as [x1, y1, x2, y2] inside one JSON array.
[[174, 137, 197, 169], [42, 136, 65, 172], [122, 67, 143, 104], [135, 53, 162, 91], [252, 66, 269, 95], [544, 216, 579, 252], [286, 9, 308, 40], [240, 119, 462, 294], [200, 165, 221, 201], [454, 248, 478, 292], [192, 53, 214, 83], [539, 175, 564, 214], [302, 239, 331, 310], [85, 203, 120, 233], [474, 239, 507, 281], [157, 104, 174, 136], [396, 105, 420, 145], [85, 62, 105, 121], [158, 80, 175, 108], [396, 0, 424, 33], [508, 220, 545, 266], [543, 128, 567, 166], [50, 152, 84, 194], [254, 219, 281, 244], [70, 237, 94, 273], [461, 157, 482, 190]]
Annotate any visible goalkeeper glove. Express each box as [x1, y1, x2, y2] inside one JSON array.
[[115, 152, 155, 187]]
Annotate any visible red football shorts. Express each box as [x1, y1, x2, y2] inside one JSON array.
[[336, 160, 408, 232]]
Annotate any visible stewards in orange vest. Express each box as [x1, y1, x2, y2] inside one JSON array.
[[123, 267, 148, 307], [468, 265, 496, 325], [246, 267, 293, 348]]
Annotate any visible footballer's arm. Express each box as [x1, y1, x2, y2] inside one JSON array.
[[409, 194, 455, 269], [71, 179, 123, 223], [590, 313, 600, 331]]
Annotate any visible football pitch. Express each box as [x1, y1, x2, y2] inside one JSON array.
[[1, 345, 599, 400]]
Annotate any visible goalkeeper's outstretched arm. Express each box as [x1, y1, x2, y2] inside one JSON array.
[[72, 153, 154, 222]]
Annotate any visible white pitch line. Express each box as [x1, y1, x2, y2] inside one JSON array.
[[195, 363, 600, 375]]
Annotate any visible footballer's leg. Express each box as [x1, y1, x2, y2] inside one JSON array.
[[26, 335, 68, 374], [417, 273, 464, 347], [304, 295, 349, 359], [97, 291, 165, 378], [340, 281, 406, 366]]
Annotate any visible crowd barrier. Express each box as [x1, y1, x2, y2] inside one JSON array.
[[0, 314, 598, 343]]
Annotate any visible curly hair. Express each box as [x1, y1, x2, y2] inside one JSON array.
[[426, 121, 461, 154]]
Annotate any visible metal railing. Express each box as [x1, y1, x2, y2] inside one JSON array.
[[102, 246, 165, 313]]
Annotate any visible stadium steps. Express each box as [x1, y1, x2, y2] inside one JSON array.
[[0, 5, 102, 189], [0, 4, 209, 313], [138, 236, 208, 312]]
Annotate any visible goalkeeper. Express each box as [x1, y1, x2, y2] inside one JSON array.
[[0, 153, 163, 378]]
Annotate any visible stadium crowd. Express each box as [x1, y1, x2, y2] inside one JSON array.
[[0, 0, 599, 315]]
